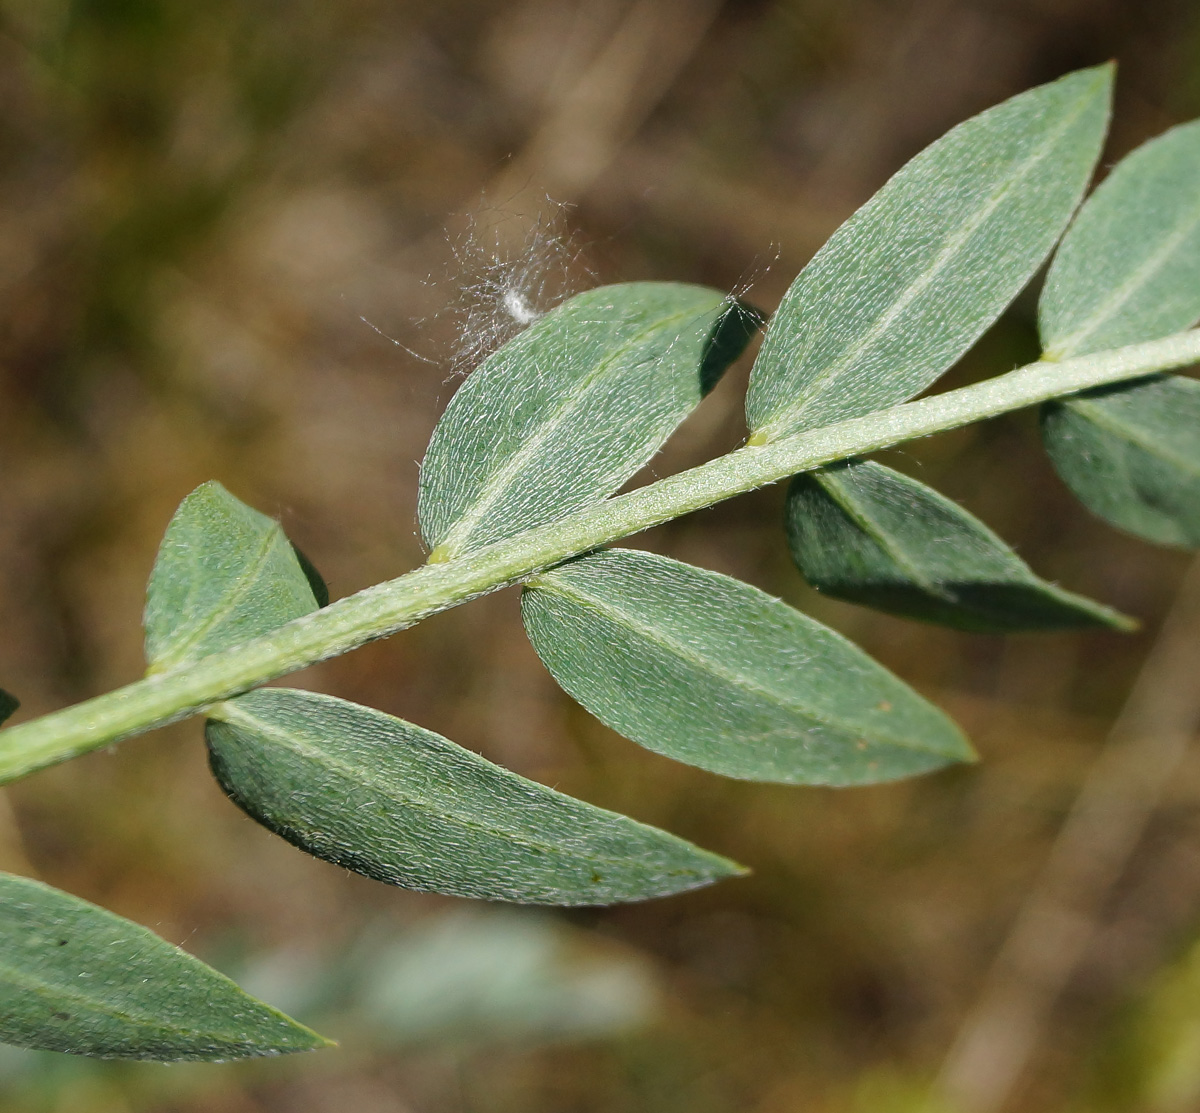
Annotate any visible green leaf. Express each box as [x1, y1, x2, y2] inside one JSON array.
[[745, 65, 1112, 441], [785, 460, 1134, 633], [144, 481, 322, 672], [521, 548, 974, 786], [0, 690, 17, 726], [0, 871, 329, 1061], [418, 283, 762, 561], [206, 688, 742, 905], [1042, 375, 1200, 548], [1040, 119, 1200, 358]]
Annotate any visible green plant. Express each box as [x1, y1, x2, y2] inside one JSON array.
[[1, 62, 1198, 1063]]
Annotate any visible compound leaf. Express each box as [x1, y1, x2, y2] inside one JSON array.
[[522, 548, 973, 786], [206, 688, 741, 906], [419, 283, 761, 560], [0, 871, 329, 1061], [746, 65, 1111, 441], [785, 460, 1134, 633], [144, 481, 323, 672], [1040, 119, 1200, 358], [0, 690, 16, 725], [1042, 375, 1200, 548]]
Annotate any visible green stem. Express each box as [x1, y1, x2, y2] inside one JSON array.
[[2, 330, 1198, 784]]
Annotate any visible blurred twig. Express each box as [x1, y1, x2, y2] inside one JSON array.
[[937, 554, 1200, 1113], [490, 0, 724, 209]]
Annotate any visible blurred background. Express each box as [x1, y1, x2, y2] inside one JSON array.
[[1, 1, 1199, 1110]]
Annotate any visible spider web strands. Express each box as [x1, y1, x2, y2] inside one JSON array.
[[435, 201, 596, 375]]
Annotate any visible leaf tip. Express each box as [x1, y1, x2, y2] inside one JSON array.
[[676, 848, 750, 894], [1069, 59, 1116, 93], [949, 719, 979, 764], [300, 1027, 338, 1052], [257, 1017, 338, 1057], [935, 719, 979, 768], [703, 847, 751, 881], [1110, 610, 1142, 634]]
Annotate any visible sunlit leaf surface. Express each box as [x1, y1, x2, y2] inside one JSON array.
[[419, 282, 761, 560], [747, 66, 1111, 440], [523, 548, 973, 785], [1040, 119, 1200, 358]]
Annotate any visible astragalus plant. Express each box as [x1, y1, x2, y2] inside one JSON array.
[[2, 63, 1199, 1062]]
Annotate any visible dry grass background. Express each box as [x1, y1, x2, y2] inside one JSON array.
[[1, 1, 1199, 1110]]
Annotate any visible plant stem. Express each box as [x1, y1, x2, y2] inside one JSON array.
[[2, 330, 1198, 785]]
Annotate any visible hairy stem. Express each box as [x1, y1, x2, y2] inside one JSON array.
[[2, 329, 1198, 784]]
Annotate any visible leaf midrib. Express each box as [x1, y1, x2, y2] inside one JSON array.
[[0, 955, 248, 1045], [217, 701, 699, 875], [152, 525, 303, 673], [763, 83, 1095, 437], [1049, 191, 1200, 357], [814, 470, 1126, 626], [434, 306, 700, 557], [814, 470, 962, 599], [1068, 395, 1200, 479]]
